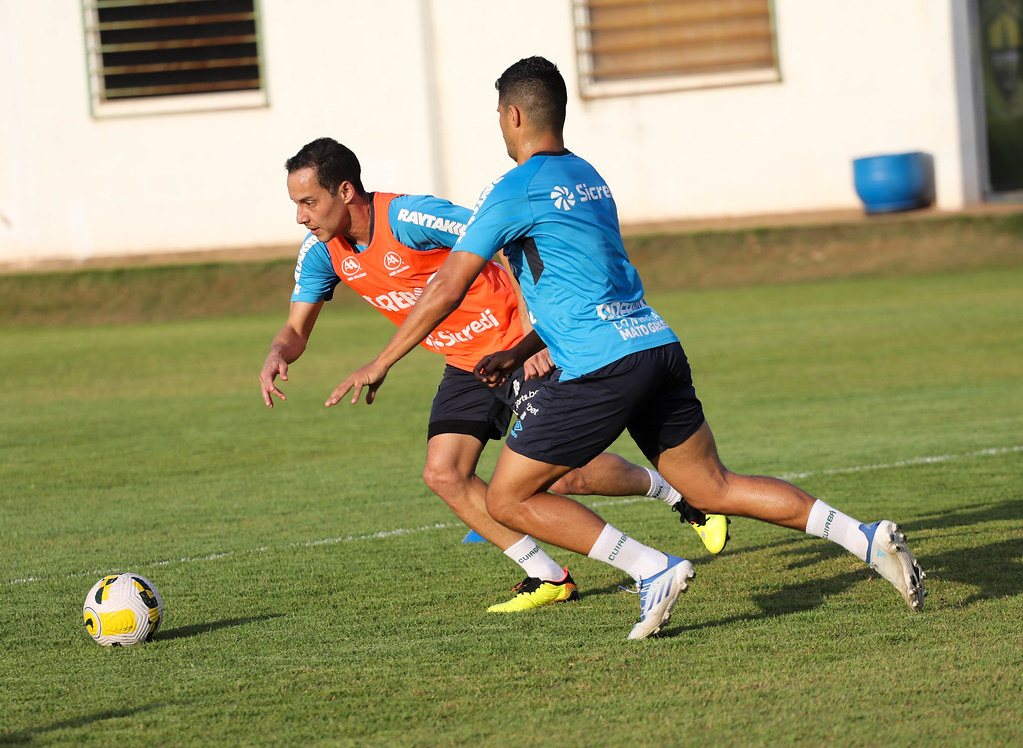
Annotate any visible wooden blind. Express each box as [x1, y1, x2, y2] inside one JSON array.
[[575, 0, 776, 86], [83, 0, 263, 101]]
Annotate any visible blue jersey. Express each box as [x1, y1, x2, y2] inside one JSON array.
[[291, 194, 471, 303], [453, 151, 678, 379]]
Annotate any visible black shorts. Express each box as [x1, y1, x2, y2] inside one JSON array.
[[427, 365, 552, 442], [505, 342, 705, 468]]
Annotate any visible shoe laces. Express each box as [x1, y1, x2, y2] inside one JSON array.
[[620, 578, 658, 619], [619, 577, 650, 596], [671, 499, 708, 526], [509, 576, 543, 595]]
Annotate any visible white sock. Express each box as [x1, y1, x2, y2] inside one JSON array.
[[644, 467, 682, 505], [805, 500, 869, 561], [503, 536, 565, 581], [587, 523, 668, 581]]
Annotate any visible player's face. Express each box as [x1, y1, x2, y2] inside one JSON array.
[[287, 167, 351, 242]]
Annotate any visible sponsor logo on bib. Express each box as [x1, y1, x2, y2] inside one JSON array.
[[341, 256, 362, 277]]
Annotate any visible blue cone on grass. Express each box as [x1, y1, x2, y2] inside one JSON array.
[[462, 530, 487, 543]]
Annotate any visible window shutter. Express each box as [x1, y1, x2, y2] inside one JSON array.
[[82, 0, 264, 106], [574, 0, 779, 97]]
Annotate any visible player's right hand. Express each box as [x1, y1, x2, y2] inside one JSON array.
[[474, 349, 519, 387], [259, 356, 289, 407]]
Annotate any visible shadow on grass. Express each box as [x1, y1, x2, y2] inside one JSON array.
[[596, 499, 1023, 638], [915, 538, 1023, 606], [0, 704, 166, 745], [908, 497, 1023, 532], [157, 614, 284, 641], [906, 498, 1023, 605]]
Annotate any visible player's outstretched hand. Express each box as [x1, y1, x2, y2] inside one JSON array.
[[474, 349, 521, 387], [260, 354, 289, 408], [327, 360, 389, 407]]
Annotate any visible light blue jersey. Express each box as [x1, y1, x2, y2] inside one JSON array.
[[453, 151, 678, 379], [291, 194, 471, 303]]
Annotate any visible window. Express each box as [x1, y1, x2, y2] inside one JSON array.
[[81, 0, 266, 117], [573, 0, 780, 99]]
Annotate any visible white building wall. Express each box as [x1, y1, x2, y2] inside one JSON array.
[[0, 0, 977, 266], [556, 0, 967, 223]]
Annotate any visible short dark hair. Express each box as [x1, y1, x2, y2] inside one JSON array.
[[495, 56, 567, 134], [285, 137, 366, 196]]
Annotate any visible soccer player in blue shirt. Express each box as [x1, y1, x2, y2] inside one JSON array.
[[261, 138, 729, 616], [333, 57, 925, 638]]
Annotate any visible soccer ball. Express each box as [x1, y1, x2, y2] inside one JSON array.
[[83, 573, 163, 646]]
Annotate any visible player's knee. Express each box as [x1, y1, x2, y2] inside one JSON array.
[[422, 463, 469, 501]]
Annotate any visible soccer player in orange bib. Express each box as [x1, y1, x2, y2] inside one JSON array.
[[259, 137, 729, 612]]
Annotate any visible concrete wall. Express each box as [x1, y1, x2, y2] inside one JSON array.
[[0, 0, 979, 266]]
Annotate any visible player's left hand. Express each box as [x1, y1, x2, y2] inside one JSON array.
[[326, 360, 389, 406], [522, 349, 554, 380]]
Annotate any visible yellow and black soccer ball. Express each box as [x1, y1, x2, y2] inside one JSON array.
[[83, 573, 163, 646]]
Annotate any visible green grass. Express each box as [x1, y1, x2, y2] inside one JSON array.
[[2, 246, 1022, 745]]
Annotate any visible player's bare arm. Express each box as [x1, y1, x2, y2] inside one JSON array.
[[260, 301, 323, 407], [326, 251, 490, 407], [495, 251, 533, 333], [493, 252, 554, 380]]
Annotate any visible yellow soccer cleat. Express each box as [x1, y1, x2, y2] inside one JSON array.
[[673, 499, 731, 555], [487, 567, 579, 612], [690, 513, 731, 555]]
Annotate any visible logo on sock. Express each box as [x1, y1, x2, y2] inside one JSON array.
[[822, 509, 836, 539], [516, 546, 540, 564], [607, 532, 628, 562]]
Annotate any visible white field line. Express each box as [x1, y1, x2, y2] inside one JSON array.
[[775, 445, 1023, 481], [6, 445, 1021, 587]]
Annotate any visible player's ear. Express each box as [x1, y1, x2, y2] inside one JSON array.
[[508, 104, 523, 128], [339, 180, 357, 204]]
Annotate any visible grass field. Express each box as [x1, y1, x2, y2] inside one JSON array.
[[1, 217, 1022, 746]]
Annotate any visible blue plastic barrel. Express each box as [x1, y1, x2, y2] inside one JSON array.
[[853, 152, 934, 214]]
